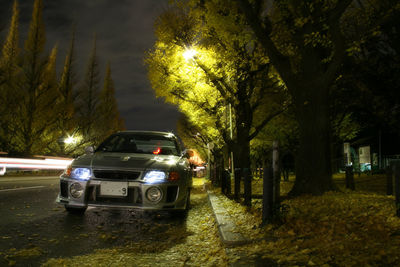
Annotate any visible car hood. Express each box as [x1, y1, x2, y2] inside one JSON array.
[[72, 152, 183, 171]]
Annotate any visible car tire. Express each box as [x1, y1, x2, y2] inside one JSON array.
[[65, 205, 87, 215]]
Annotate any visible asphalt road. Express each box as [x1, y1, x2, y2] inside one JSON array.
[[0, 175, 189, 266]]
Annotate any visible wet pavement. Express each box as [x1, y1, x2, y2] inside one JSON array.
[[0, 176, 227, 266]]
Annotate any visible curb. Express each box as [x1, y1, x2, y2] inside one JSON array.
[[207, 190, 279, 267], [207, 191, 251, 247], [207, 190, 263, 266]]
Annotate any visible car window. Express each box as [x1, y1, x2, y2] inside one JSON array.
[[96, 133, 180, 156]]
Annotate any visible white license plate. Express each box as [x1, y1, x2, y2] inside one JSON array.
[[100, 181, 128, 196]]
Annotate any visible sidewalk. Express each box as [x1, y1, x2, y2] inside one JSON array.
[[207, 190, 278, 267]]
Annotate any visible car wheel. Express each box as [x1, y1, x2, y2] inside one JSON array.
[[65, 205, 87, 215]]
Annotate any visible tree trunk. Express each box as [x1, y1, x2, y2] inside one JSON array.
[[233, 123, 252, 203], [289, 82, 336, 196]]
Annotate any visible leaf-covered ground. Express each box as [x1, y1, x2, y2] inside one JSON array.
[[42, 181, 228, 267], [23, 174, 400, 266], [214, 173, 400, 266]]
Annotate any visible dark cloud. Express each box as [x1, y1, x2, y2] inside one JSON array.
[[0, 0, 180, 131]]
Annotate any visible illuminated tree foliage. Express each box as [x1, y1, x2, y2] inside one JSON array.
[[147, 0, 288, 201], [0, 1, 125, 156]]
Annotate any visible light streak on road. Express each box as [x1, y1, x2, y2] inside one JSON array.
[[0, 157, 72, 175]]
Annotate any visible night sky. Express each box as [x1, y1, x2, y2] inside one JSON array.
[[0, 0, 181, 132]]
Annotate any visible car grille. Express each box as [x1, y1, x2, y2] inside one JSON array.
[[166, 186, 178, 203], [60, 180, 68, 197], [93, 170, 141, 180]]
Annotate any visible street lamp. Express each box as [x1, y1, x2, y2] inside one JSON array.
[[183, 48, 197, 62], [64, 135, 77, 145]]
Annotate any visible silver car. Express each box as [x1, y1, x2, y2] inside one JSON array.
[[56, 131, 192, 216]]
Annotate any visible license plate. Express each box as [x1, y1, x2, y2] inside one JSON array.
[[100, 181, 128, 197]]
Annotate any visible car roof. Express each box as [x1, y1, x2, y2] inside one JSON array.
[[116, 131, 177, 138]]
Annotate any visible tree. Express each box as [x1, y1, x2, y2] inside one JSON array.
[[96, 62, 125, 142], [238, 0, 361, 195], [16, 0, 59, 155], [346, 0, 400, 138], [54, 28, 78, 155], [147, 0, 288, 203], [0, 0, 20, 153], [177, 114, 209, 161], [0, 1, 125, 156], [75, 35, 101, 146]]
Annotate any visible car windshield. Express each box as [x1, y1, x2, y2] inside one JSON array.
[[96, 133, 180, 156]]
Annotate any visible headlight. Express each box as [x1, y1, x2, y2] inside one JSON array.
[[144, 170, 166, 184], [70, 182, 84, 198], [70, 168, 91, 180], [146, 187, 162, 202]]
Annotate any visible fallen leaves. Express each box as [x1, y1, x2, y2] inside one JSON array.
[[42, 181, 228, 267], [220, 190, 400, 266], [3, 246, 44, 266]]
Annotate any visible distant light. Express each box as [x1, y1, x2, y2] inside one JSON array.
[[183, 48, 197, 61], [64, 135, 77, 144]]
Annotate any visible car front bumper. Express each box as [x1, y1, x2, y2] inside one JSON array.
[[56, 177, 189, 211]]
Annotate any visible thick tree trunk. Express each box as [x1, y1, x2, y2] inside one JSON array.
[[289, 82, 336, 196], [233, 124, 252, 203]]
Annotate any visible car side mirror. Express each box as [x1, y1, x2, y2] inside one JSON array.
[[85, 146, 95, 154]]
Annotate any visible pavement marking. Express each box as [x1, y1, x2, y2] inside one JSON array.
[[0, 186, 45, 192]]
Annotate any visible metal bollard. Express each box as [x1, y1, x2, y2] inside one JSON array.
[[345, 166, 355, 190]]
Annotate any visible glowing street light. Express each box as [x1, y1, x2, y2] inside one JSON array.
[[183, 48, 197, 61], [64, 135, 77, 145]]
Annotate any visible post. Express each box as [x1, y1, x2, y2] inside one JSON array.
[[234, 168, 241, 201], [244, 168, 252, 207], [394, 162, 400, 217], [345, 166, 355, 190], [272, 141, 280, 205], [386, 165, 393, 195], [262, 161, 274, 225], [221, 167, 226, 194], [226, 169, 231, 196]]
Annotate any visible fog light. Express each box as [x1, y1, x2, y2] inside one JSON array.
[[146, 187, 162, 202], [70, 182, 84, 198]]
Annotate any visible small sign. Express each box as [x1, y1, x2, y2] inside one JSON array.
[[100, 181, 128, 197]]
